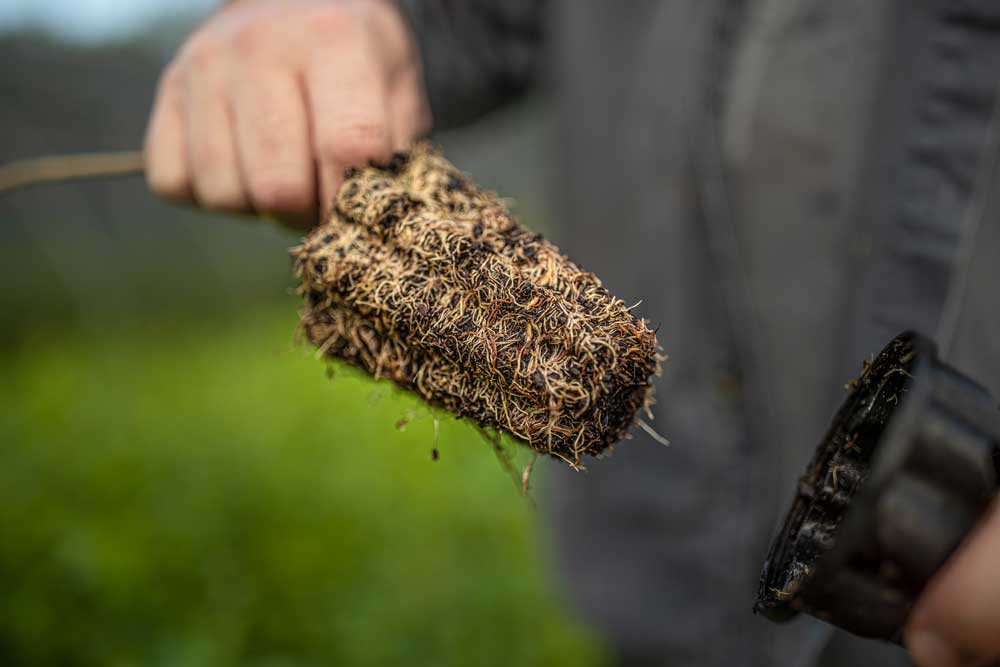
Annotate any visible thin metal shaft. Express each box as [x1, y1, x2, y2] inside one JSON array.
[[0, 150, 145, 194]]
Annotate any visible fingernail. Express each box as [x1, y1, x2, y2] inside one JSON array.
[[908, 631, 961, 667]]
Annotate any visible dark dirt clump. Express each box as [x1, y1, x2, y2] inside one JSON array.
[[292, 143, 660, 467]]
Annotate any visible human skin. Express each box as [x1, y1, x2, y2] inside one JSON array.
[[145, 1, 1000, 664], [143, 0, 430, 228], [905, 497, 1000, 667]]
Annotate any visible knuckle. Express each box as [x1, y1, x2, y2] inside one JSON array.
[[363, 1, 405, 39], [157, 63, 184, 94], [178, 37, 220, 70], [307, 4, 353, 36], [250, 175, 311, 214], [232, 19, 273, 55]]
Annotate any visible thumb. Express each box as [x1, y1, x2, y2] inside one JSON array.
[[906, 498, 1000, 666]]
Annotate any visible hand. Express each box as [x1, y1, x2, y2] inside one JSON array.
[[906, 497, 1000, 666], [144, 0, 431, 228]]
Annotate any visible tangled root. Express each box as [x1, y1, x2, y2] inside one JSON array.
[[292, 143, 659, 466]]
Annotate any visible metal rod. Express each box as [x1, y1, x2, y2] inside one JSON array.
[[0, 150, 145, 194]]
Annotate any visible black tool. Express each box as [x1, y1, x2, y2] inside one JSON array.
[[755, 331, 1000, 642]]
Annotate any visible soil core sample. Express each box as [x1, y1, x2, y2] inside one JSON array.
[[292, 143, 659, 466]]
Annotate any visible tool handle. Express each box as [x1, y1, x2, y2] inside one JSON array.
[[0, 151, 145, 194]]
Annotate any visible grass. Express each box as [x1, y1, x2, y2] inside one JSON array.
[[0, 306, 607, 667]]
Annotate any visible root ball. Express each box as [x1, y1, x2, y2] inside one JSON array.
[[292, 143, 659, 466]]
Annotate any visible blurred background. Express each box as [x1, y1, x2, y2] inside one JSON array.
[[0, 2, 606, 665]]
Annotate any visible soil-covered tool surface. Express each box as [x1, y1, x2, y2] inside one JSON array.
[[293, 143, 660, 466]]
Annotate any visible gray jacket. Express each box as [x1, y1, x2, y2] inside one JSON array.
[[400, 1, 1000, 665]]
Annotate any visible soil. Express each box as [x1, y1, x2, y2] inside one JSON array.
[[292, 143, 661, 467]]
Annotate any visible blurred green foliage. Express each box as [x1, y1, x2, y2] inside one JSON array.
[[0, 307, 606, 667]]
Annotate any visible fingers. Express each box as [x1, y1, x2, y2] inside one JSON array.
[[142, 0, 432, 228], [182, 49, 248, 212], [232, 66, 315, 228], [144, 66, 192, 201], [906, 498, 1000, 667], [383, 2, 432, 152], [389, 77, 432, 152], [306, 44, 393, 217]]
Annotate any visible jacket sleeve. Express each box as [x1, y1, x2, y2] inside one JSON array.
[[396, 0, 548, 129]]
